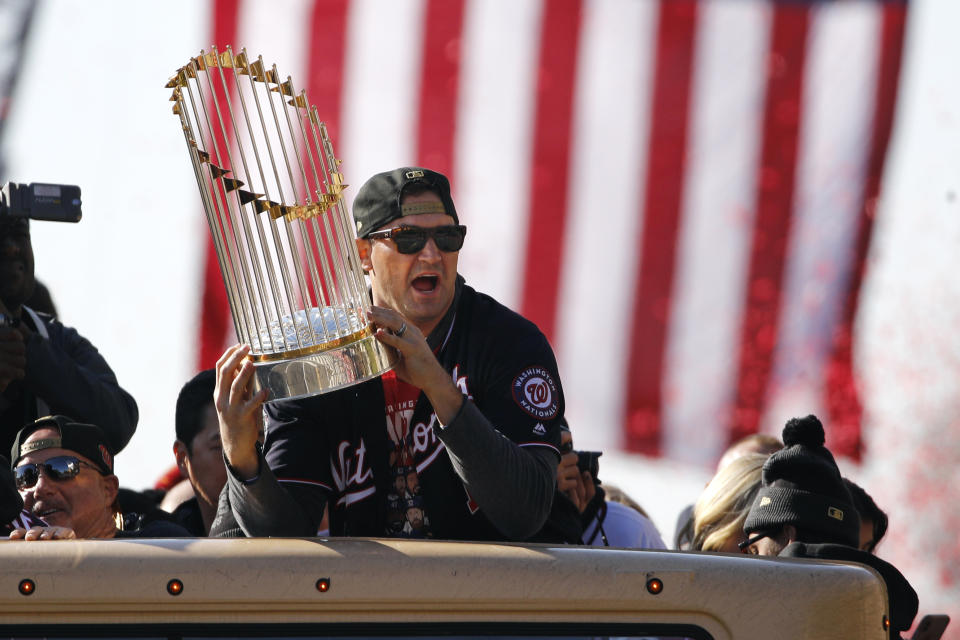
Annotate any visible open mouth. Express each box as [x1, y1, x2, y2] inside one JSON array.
[[411, 275, 439, 293]]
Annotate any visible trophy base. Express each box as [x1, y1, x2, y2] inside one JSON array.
[[252, 330, 398, 402]]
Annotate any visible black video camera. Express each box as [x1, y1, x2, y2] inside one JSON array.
[[0, 183, 82, 222], [576, 450, 602, 482]]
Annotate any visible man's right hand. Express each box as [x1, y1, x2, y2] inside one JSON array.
[[557, 450, 586, 511], [557, 451, 597, 514], [214, 344, 268, 480]]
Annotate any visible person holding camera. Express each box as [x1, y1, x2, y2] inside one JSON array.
[[557, 425, 665, 548], [0, 213, 138, 454]]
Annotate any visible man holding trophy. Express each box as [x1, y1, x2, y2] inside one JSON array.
[[211, 167, 565, 541]]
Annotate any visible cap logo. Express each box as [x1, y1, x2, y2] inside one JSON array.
[[405, 170, 425, 179], [20, 437, 62, 456], [827, 506, 844, 521], [759, 496, 772, 507]]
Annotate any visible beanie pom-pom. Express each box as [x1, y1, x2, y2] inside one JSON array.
[[782, 415, 825, 447]]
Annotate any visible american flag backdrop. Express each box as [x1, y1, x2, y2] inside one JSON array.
[[197, 0, 907, 468], [4, 0, 960, 632]]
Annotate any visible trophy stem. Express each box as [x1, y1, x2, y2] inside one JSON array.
[[211, 47, 299, 351], [224, 49, 315, 349], [236, 69, 324, 344], [272, 66, 346, 336], [181, 71, 260, 346], [198, 53, 279, 350], [317, 118, 369, 315], [250, 55, 331, 339]]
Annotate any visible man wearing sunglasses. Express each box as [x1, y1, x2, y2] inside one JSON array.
[[9, 415, 188, 539], [1, 454, 72, 540], [213, 167, 564, 542]]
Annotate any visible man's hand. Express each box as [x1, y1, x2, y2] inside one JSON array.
[[9, 525, 77, 541], [367, 306, 464, 425], [558, 450, 585, 511], [580, 470, 597, 510], [557, 451, 596, 514], [214, 344, 268, 480]]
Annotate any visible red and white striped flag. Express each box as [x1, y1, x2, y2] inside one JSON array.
[[197, 0, 907, 467]]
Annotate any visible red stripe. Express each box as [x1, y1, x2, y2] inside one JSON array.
[[211, 0, 239, 49], [729, 4, 811, 445], [196, 0, 242, 370], [519, 0, 583, 341], [415, 0, 465, 177], [302, 0, 350, 308], [623, 1, 699, 456], [306, 0, 349, 145], [825, 2, 908, 460]]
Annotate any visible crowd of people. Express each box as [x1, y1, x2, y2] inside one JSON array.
[[0, 167, 921, 637]]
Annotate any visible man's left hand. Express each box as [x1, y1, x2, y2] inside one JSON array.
[[368, 306, 464, 425], [9, 525, 77, 541]]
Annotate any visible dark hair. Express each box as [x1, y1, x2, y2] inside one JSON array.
[[844, 478, 888, 553], [175, 369, 216, 452]]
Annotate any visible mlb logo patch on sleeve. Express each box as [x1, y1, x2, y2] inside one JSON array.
[[512, 367, 559, 420]]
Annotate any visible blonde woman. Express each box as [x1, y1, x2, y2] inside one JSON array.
[[692, 453, 767, 553]]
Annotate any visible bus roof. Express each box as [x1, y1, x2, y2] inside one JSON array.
[[0, 537, 890, 639]]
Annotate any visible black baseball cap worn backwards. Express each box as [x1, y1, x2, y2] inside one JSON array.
[[743, 414, 860, 547], [353, 167, 458, 238], [11, 415, 114, 475]]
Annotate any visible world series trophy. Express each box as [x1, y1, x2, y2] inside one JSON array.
[[166, 47, 397, 400]]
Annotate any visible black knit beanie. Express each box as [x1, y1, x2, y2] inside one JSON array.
[[743, 415, 860, 547]]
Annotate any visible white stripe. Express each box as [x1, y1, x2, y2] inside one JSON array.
[[454, 0, 543, 308], [415, 441, 446, 474], [237, 0, 311, 85], [661, 1, 772, 465], [764, 1, 880, 432], [279, 477, 333, 491], [554, 0, 658, 453], [335, 485, 377, 507], [341, 0, 425, 210], [234, 0, 312, 205], [519, 442, 560, 456]]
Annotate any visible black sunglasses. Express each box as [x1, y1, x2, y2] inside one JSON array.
[[737, 531, 771, 553], [14, 455, 103, 490], [367, 224, 467, 254]]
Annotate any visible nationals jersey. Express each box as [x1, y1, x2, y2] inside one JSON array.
[[262, 278, 563, 540]]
